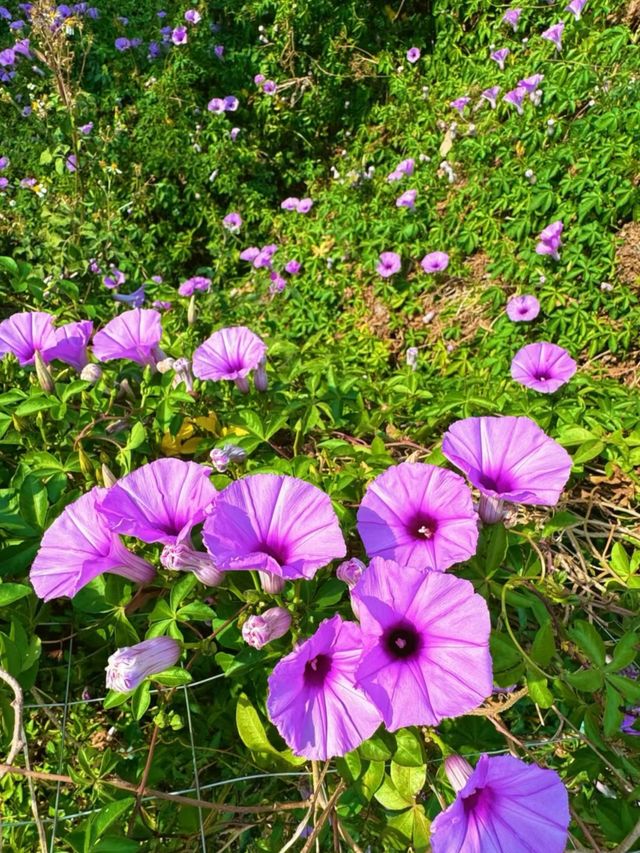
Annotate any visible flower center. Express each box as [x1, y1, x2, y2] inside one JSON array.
[[383, 623, 422, 660], [463, 786, 493, 815], [304, 654, 332, 686], [535, 374, 548, 382], [410, 515, 438, 540], [478, 472, 513, 493], [258, 542, 289, 566]]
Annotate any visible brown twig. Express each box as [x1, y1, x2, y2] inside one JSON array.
[[300, 781, 346, 853], [127, 723, 160, 834], [614, 818, 640, 853], [0, 667, 25, 777]]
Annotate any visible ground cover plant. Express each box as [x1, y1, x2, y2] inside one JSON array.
[[0, 0, 640, 850]]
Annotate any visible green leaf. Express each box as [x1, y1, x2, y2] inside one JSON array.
[[103, 690, 129, 710], [606, 674, 640, 704], [390, 761, 426, 801], [374, 774, 413, 810], [152, 667, 192, 687], [531, 622, 555, 668], [313, 578, 346, 608], [14, 396, 58, 417], [393, 727, 425, 768], [0, 583, 31, 607], [569, 620, 606, 667], [606, 633, 638, 672], [169, 574, 198, 613], [131, 682, 151, 720], [84, 798, 135, 851], [526, 670, 554, 708], [565, 669, 604, 692], [359, 760, 385, 800], [603, 686, 623, 738], [335, 749, 362, 783], [177, 601, 215, 622], [358, 730, 395, 762], [235, 693, 304, 768]]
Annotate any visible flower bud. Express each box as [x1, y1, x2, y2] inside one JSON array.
[[234, 376, 250, 393], [478, 495, 506, 525], [161, 543, 224, 587], [187, 294, 197, 326], [254, 357, 268, 392], [406, 347, 418, 371], [444, 755, 474, 793], [105, 637, 181, 693], [80, 363, 102, 383], [210, 443, 247, 473], [34, 350, 54, 394], [116, 378, 135, 402], [156, 357, 175, 374], [336, 557, 366, 589], [242, 607, 292, 649], [173, 357, 194, 393], [259, 571, 285, 594], [101, 463, 118, 488]]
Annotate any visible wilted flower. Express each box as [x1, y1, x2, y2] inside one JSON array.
[[269, 271, 286, 294], [106, 637, 181, 693], [431, 754, 570, 853], [171, 25, 188, 45], [267, 615, 382, 758], [450, 96, 471, 115], [566, 0, 588, 19], [480, 86, 501, 108], [193, 326, 267, 392], [421, 251, 449, 273], [113, 285, 145, 309], [336, 557, 366, 589], [503, 86, 527, 114], [223, 212, 242, 232], [30, 488, 155, 601], [511, 342, 577, 393], [377, 251, 401, 278], [242, 607, 292, 649], [79, 121, 93, 134], [210, 443, 246, 472], [353, 558, 492, 730], [542, 22, 565, 52], [502, 7, 522, 30], [161, 543, 224, 586], [490, 48, 510, 70], [536, 219, 564, 259], [92, 308, 165, 367], [152, 300, 172, 310], [230, 127, 240, 140], [506, 294, 540, 322], [406, 47, 421, 63], [0, 311, 57, 366], [396, 189, 417, 209]]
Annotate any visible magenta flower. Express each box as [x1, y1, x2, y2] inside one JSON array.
[[178, 275, 211, 297], [480, 86, 501, 109], [42, 320, 93, 371], [511, 342, 577, 393], [536, 219, 564, 260], [263, 80, 277, 94], [442, 415, 573, 523], [192, 326, 267, 392], [79, 122, 93, 135], [506, 294, 540, 322], [254, 244, 278, 268], [103, 267, 126, 289], [566, 0, 587, 19], [421, 251, 449, 273], [30, 487, 155, 601], [99, 459, 216, 545], [65, 153, 77, 172], [267, 615, 382, 759], [171, 25, 188, 45], [336, 557, 366, 589], [377, 251, 401, 278], [542, 22, 565, 52], [297, 197, 313, 213], [269, 271, 286, 293], [207, 97, 225, 113], [281, 197, 299, 211], [490, 48, 510, 70], [0, 156, 9, 170], [396, 189, 417, 209], [92, 309, 164, 367], [223, 95, 239, 112], [431, 754, 570, 853], [519, 73, 544, 93], [353, 558, 492, 730], [223, 212, 242, 232], [254, 73, 265, 85], [503, 86, 527, 115], [242, 607, 292, 649], [0, 311, 57, 366], [450, 96, 471, 115], [502, 7, 522, 30], [106, 637, 181, 693], [387, 158, 414, 182], [285, 259, 301, 275], [406, 47, 421, 63], [202, 473, 346, 588], [357, 462, 478, 572], [184, 9, 201, 24]]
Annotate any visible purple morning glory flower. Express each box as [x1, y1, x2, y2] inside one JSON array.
[[0, 177, 8, 190], [0, 7, 11, 20], [357, 461, 478, 571], [254, 73, 265, 85], [99, 458, 217, 545], [490, 48, 510, 70], [203, 473, 346, 589], [30, 487, 155, 601], [65, 153, 77, 172], [0, 156, 9, 170], [450, 96, 471, 114], [281, 197, 299, 211], [42, 320, 93, 371], [262, 80, 277, 94], [481, 86, 501, 109], [239, 246, 260, 263], [113, 285, 145, 309], [566, 0, 588, 19], [386, 157, 415, 182], [353, 558, 492, 730], [511, 342, 577, 393], [209, 443, 246, 472], [406, 47, 421, 63], [178, 275, 211, 296], [184, 9, 201, 24], [0, 311, 57, 366], [502, 7, 522, 30], [506, 294, 540, 322], [152, 300, 172, 311], [192, 326, 267, 392], [171, 25, 188, 45], [148, 41, 161, 59], [542, 21, 565, 52], [536, 219, 564, 259], [106, 637, 181, 693], [92, 308, 164, 367], [9, 19, 24, 29], [214, 44, 224, 58], [79, 121, 93, 134], [223, 95, 239, 111], [431, 754, 570, 853], [377, 251, 401, 278], [297, 197, 313, 213], [103, 267, 126, 289], [115, 37, 131, 51], [253, 244, 278, 268], [0, 48, 15, 67], [503, 86, 527, 115], [442, 415, 573, 524], [421, 251, 449, 273], [207, 97, 225, 114], [20, 177, 36, 188], [396, 189, 417, 209], [621, 708, 640, 736], [243, 607, 291, 649], [519, 73, 544, 93], [223, 212, 242, 232], [267, 615, 381, 759], [230, 127, 240, 141], [269, 271, 286, 293], [285, 259, 301, 275]]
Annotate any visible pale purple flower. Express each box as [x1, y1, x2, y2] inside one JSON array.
[[171, 26, 188, 45], [357, 462, 478, 572], [113, 285, 145, 309], [387, 158, 414, 182], [242, 607, 292, 649], [214, 44, 224, 58], [396, 189, 417, 209], [519, 73, 544, 93], [79, 121, 93, 134], [336, 557, 366, 589], [353, 558, 492, 730], [511, 342, 577, 393], [267, 615, 382, 759], [421, 251, 449, 273], [192, 326, 267, 392], [503, 86, 527, 114], [542, 22, 565, 52], [285, 259, 301, 275], [100, 459, 216, 545], [254, 357, 268, 391], [178, 275, 211, 297], [254, 73, 265, 85], [442, 415, 573, 523], [0, 177, 8, 190], [42, 320, 93, 371], [281, 197, 299, 211], [106, 637, 181, 693], [0, 156, 9, 169], [230, 127, 240, 141], [481, 86, 501, 108], [223, 95, 239, 111], [30, 487, 155, 601], [262, 80, 277, 94], [431, 754, 570, 853], [506, 294, 540, 322], [115, 37, 131, 51], [450, 96, 471, 115], [223, 212, 242, 232], [536, 219, 564, 259], [297, 197, 313, 213], [377, 251, 401, 278], [253, 244, 278, 269], [566, 0, 587, 19], [0, 311, 57, 366], [210, 443, 246, 472], [490, 48, 510, 70], [239, 246, 260, 262], [269, 271, 286, 293], [406, 346, 418, 370], [184, 9, 201, 24], [92, 308, 164, 367], [406, 47, 421, 63], [161, 543, 224, 586], [502, 7, 522, 30], [621, 709, 640, 736], [152, 300, 172, 311], [202, 473, 346, 586], [207, 97, 225, 114], [103, 267, 126, 289]]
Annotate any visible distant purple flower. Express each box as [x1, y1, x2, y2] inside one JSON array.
[[506, 294, 540, 322], [481, 86, 501, 108], [536, 219, 564, 259], [30, 487, 155, 601], [207, 97, 225, 114], [281, 197, 299, 211], [113, 285, 145, 309], [223, 95, 239, 111], [336, 557, 366, 589], [243, 607, 292, 649], [396, 189, 417, 209], [353, 558, 492, 730], [203, 474, 346, 587], [406, 47, 421, 63], [450, 96, 471, 114], [0, 311, 57, 366], [214, 44, 224, 58], [502, 7, 522, 30], [519, 73, 544, 93], [262, 80, 277, 95], [152, 300, 172, 311], [210, 443, 246, 472], [65, 154, 77, 172], [0, 7, 11, 20], [0, 48, 15, 67], [89, 258, 101, 274], [431, 754, 570, 853], [253, 244, 278, 269], [297, 197, 313, 213], [269, 271, 286, 293], [178, 275, 211, 297], [42, 320, 93, 371], [442, 416, 573, 523], [117, 15, 128, 25], [184, 9, 201, 24], [20, 177, 36, 188], [621, 708, 640, 736], [92, 308, 164, 367], [357, 462, 478, 572], [254, 73, 265, 85], [406, 346, 418, 370], [542, 22, 565, 52], [9, 19, 24, 29], [223, 212, 242, 232], [239, 246, 260, 262], [115, 37, 131, 52], [285, 259, 301, 275], [421, 251, 449, 273], [0, 177, 8, 190], [171, 26, 188, 45], [151, 274, 163, 284], [511, 342, 577, 393], [377, 251, 401, 278], [79, 121, 93, 135], [503, 86, 527, 114], [103, 267, 126, 289], [0, 156, 9, 170], [22, 106, 32, 118], [267, 615, 381, 759], [100, 459, 216, 545], [157, 9, 166, 16], [566, 0, 587, 19], [148, 41, 161, 59], [387, 157, 414, 182], [106, 637, 181, 693], [192, 326, 267, 392], [230, 127, 240, 141], [490, 48, 510, 70]]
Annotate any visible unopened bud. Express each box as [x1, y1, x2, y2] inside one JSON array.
[[254, 357, 268, 392], [156, 357, 175, 374], [116, 379, 135, 402], [101, 463, 118, 487], [173, 358, 194, 392], [80, 363, 102, 383], [242, 607, 292, 649], [336, 557, 366, 589], [161, 543, 224, 587], [34, 350, 54, 394], [106, 637, 181, 693], [187, 294, 197, 326], [444, 755, 474, 793], [259, 571, 285, 594], [210, 443, 247, 473]]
